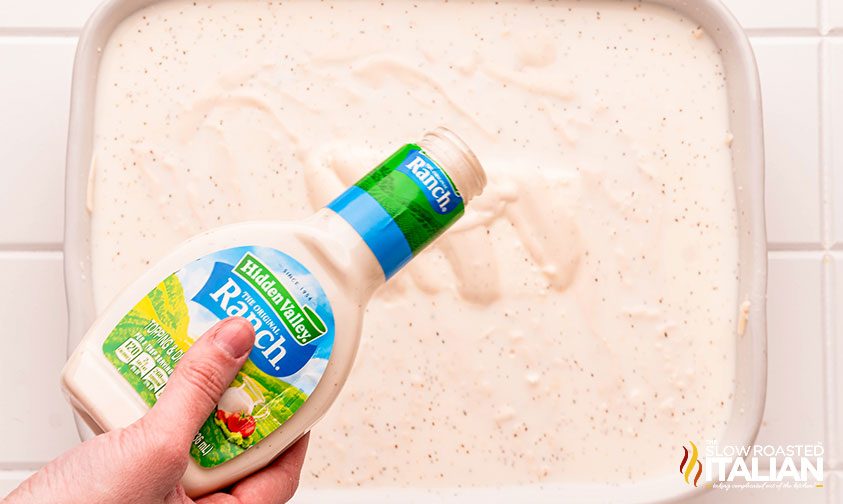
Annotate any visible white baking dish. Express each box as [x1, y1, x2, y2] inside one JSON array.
[[63, 0, 767, 502]]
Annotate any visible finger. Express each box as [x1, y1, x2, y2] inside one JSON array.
[[229, 434, 310, 504], [195, 494, 240, 504], [144, 317, 255, 449]]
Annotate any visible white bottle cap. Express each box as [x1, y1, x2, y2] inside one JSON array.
[[418, 127, 487, 204]]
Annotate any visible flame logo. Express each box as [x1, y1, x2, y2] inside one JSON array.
[[679, 441, 703, 487]]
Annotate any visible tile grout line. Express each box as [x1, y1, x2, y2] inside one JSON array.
[[819, 8, 840, 475], [0, 27, 80, 38], [0, 464, 41, 472], [767, 248, 827, 256], [818, 0, 827, 35], [819, 40, 832, 253], [829, 31, 843, 249], [0, 244, 63, 253], [0, 251, 63, 260], [767, 243, 827, 252], [828, 256, 840, 471]]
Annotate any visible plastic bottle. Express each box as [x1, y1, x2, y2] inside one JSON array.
[[61, 127, 486, 496]]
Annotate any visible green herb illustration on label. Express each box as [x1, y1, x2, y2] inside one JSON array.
[[102, 247, 335, 467]]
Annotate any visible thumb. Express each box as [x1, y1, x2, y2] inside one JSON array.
[[145, 317, 255, 450]]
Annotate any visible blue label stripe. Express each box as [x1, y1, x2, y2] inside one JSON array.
[[327, 186, 413, 279], [192, 261, 317, 377]]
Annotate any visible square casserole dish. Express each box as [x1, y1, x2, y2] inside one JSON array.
[[64, 0, 767, 501]]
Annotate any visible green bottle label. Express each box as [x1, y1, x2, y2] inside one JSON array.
[[327, 144, 464, 278]]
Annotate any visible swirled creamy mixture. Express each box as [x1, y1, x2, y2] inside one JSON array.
[[89, 0, 738, 487]]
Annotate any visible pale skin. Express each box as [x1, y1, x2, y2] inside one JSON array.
[[6, 317, 307, 504]]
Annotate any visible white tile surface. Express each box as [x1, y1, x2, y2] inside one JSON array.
[[0, 1, 102, 30], [828, 0, 843, 32], [0, 255, 78, 465], [751, 39, 822, 248], [830, 41, 843, 248], [0, 38, 76, 248], [0, 471, 33, 499], [720, 0, 817, 30], [829, 471, 842, 502], [0, 2, 837, 503], [755, 254, 825, 448], [832, 254, 843, 469], [0, 0, 808, 32]]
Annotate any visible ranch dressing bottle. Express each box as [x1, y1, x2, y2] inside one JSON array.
[[62, 127, 486, 496]]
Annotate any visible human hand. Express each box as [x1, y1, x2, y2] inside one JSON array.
[[5, 317, 308, 504]]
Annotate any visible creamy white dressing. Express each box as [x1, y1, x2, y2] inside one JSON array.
[[90, 0, 738, 487]]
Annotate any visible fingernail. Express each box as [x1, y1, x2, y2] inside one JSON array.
[[213, 318, 255, 358]]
